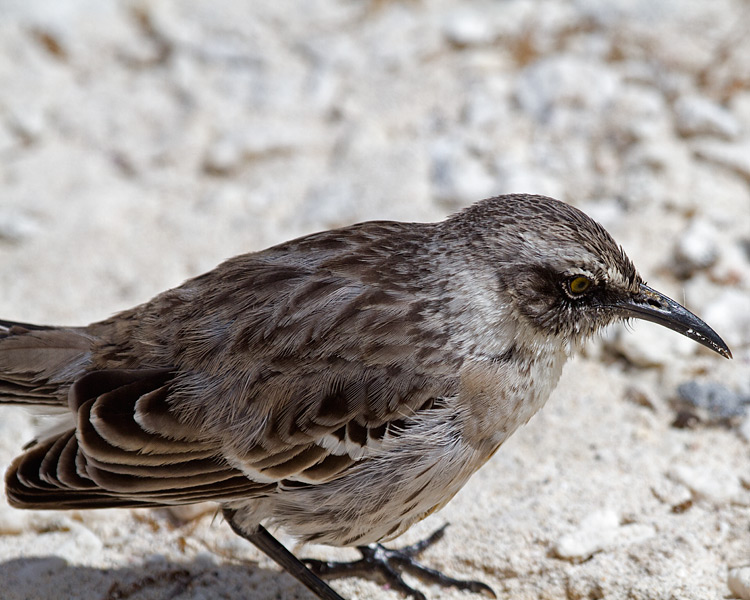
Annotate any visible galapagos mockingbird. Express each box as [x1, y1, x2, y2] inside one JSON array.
[[0, 194, 731, 600]]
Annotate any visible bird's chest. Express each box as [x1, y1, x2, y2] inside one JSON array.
[[265, 348, 567, 547], [457, 348, 567, 455], [350, 350, 567, 543]]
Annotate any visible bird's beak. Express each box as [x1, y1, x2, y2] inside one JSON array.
[[612, 284, 732, 359]]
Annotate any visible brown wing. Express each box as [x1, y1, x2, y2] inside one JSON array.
[[6, 368, 272, 509], [133, 223, 464, 483]]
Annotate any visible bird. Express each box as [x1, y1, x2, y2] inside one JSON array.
[[0, 194, 731, 600]]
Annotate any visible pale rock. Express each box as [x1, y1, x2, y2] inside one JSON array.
[[0, 0, 130, 60], [673, 219, 719, 277], [0, 210, 42, 244], [577, 198, 626, 233], [431, 140, 497, 206], [203, 135, 244, 175], [702, 289, 750, 350], [54, 522, 104, 560], [624, 136, 692, 174], [694, 141, 750, 181], [493, 157, 563, 199], [609, 85, 671, 143], [515, 57, 619, 122], [6, 107, 46, 144], [621, 137, 693, 208], [650, 478, 693, 507], [674, 95, 741, 139], [443, 10, 495, 46], [202, 122, 316, 175], [710, 241, 750, 287], [0, 502, 29, 534], [554, 509, 655, 560], [610, 320, 697, 367], [728, 567, 750, 600], [669, 464, 742, 504], [680, 272, 717, 316], [461, 86, 512, 129]]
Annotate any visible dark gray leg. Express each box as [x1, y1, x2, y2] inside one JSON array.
[[222, 507, 345, 600]]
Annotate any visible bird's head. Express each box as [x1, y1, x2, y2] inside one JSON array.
[[448, 194, 731, 358]]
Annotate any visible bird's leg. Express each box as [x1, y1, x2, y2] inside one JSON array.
[[222, 508, 345, 600], [303, 524, 496, 600]]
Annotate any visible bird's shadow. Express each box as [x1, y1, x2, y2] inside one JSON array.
[[0, 555, 316, 600]]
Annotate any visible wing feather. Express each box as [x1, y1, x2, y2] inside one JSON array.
[[6, 369, 270, 509]]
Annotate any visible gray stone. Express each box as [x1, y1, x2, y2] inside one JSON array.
[[675, 381, 749, 422]]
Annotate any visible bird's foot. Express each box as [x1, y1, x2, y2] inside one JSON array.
[[304, 525, 496, 600]]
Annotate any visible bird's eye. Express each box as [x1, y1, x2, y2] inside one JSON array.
[[567, 275, 592, 295]]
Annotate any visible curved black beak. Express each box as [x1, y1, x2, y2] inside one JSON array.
[[613, 284, 732, 359]]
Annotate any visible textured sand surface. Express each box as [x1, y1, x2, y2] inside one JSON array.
[[0, 1, 749, 599]]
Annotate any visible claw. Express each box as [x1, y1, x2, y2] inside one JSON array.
[[304, 525, 496, 598]]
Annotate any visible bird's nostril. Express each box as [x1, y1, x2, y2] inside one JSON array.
[[645, 297, 662, 309]]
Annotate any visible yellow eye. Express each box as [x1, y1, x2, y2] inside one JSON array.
[[568, 276, 592, 295]]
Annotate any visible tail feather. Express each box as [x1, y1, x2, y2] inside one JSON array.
[[0, 319, 55, 332], [0, 320, 94, 406], [3, 358, 269, 510], [6, 433, 162, 509]]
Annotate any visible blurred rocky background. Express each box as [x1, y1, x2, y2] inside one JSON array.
[[0, 1, 748, 599]]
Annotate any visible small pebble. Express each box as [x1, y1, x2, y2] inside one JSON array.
[[442, 11, 495, 46], [554, 509, 655, 560], [668, 464, 742, 504], [203, 136, 244, 175], [675, 381, 749, 423], [673, 220, 719, 277], [0, 211, 42, 244], [728, 567, 750, 600], [651, 478, 692, 507], [702, 290, 750, 350]]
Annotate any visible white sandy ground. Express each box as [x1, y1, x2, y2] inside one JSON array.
[[0, 1, 749, 599]]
